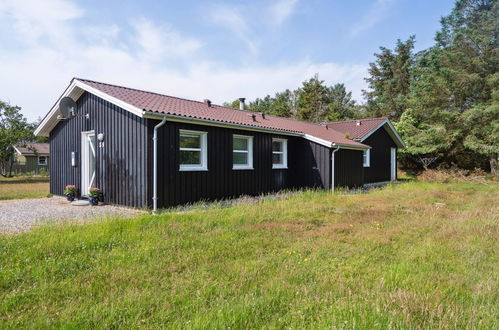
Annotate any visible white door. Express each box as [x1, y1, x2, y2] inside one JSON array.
[[81, 131, 96, 195], [390, 147, 396, 181]]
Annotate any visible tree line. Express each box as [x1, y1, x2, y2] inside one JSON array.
[[224, 0, 498, 177], [224, 78, 359, 123], [0, 101, 46, 177]]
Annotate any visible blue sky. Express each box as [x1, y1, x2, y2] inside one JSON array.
[[0, 0, 455, 121]]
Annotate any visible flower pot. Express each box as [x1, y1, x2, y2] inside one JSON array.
[[66, 194, 75, 202], [88, 196, 98, 206]]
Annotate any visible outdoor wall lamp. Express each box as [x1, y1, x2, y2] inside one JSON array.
[[97, 133, 105, 148]]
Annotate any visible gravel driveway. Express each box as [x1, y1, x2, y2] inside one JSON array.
[[0, 197, 145, 235]]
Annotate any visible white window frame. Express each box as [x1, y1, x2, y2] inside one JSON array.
[[272, 138, 288, 169], [179, 129, 208, 171], [232, 134, 254, 170], [38, 156, 47, 166], [363, 149, 370, 167]]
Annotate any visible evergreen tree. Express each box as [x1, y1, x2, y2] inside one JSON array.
[[247, 92, 296, 118], [325, 83, 358, 121], [270, 90, 295, 118], [296, 75, 329, 122], [363, 36, 415, 120], [462, 104, 499, 178], [249, 95, 271, 113], [395, 108, 456, 169], [408, 0, 498, 169]]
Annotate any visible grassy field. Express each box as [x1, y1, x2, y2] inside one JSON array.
[[0, 182, 497, 328], [0, 176, 50, 200]]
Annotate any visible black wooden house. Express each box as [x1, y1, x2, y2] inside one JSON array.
[[35, 78, 404, 210], [326, 118, 405, 183]]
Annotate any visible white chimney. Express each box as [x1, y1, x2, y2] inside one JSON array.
[[238, 98, 246, 110]]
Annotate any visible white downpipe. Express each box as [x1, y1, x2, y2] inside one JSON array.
[[331, 143, 340, 192], [153, 116, 167, 213]]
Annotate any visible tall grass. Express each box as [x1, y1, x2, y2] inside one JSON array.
[[0, 176, 50, 200], [0, 182, 498, 328]]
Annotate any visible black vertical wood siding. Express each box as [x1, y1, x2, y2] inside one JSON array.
[[49, 91, 368, 208], [295, 140, 331, 189], [363, 127, 396, 183], [49, 92, 150, 207], [154, 121, 306, 208], [334, 149, 364, 188]]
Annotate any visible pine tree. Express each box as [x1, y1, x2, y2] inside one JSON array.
[[363, 36, 415, 120], [408, 0, 498, 169], [270, 90, 295, 118], [296, 75, 329, 122], [462, 104, 499, 178], [325, 83, 358, 121]]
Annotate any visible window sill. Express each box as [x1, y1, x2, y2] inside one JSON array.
[[272, 166, 288, 170], [233, 167, 254, 170], [179, 167, 208, 172]]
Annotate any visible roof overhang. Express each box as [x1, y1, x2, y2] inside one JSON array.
[[358, 119, 406, 148], [145, 112, 369, 150], [34, 79, 144, 137], [13, 146, 23, 155], [35, 79, 369, 150], [303, 134, 370, 150], [13, 146, 49, 156], [143, 111, 303, 138]]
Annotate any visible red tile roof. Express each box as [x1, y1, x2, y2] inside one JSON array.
[[326, 118, 387, 139], [76, 78, 368, 149], [15, 143, 49, 155]]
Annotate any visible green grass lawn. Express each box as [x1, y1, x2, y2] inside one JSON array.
[[0, 176, 50, 200], [1, 182, 498, 328]]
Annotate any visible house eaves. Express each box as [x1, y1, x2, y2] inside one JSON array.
[[35, 78, 370, 150]]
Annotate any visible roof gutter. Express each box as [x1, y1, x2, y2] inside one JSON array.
[[143, 111, 302, 137], [152, 116, 167, 213], [144, 112, 370, 150]]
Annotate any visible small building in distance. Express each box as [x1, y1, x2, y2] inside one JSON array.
[[12, 143, 50, 175]]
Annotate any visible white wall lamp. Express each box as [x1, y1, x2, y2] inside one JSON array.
[[97, 133, 104, 148]]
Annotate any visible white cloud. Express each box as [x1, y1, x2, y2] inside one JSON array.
[[0, 0, 83, 46], [131, 17, 202, 61], [0, 0, 368, 122], [350, 0, 395, 36], [85, 24, 121, 45], [269, 0, 299, 26], [209, 4, 259, 56]]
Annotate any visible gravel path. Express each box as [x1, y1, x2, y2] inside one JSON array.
[[0, 197, 145, 235]]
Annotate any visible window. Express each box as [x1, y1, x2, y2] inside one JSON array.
[[272, 138, 287, 169], [233, 135, 253, 170], [179, 130, 207, 171], [38, 156, 47, 166], [363, 149, 370, 167]]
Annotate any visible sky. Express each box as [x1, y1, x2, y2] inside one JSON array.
[[0, 0, 455, 121]]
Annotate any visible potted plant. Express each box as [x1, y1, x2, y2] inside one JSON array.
[[63, 185, 77, 202], [88, 187, 101, 206]]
